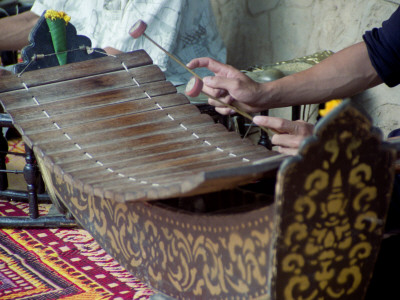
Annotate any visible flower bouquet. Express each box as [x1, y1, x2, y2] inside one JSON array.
[[44, 10, 71, 66]]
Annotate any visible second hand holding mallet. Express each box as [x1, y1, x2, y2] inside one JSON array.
[[129, 20, 271, 135]]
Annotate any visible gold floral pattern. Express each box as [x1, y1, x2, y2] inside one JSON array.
[[273, 101, 395, 300], [36, 101, 395, 299], [47, 173, 275, 299]]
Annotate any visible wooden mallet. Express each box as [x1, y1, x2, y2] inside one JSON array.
[[129, 20, 271, 134]]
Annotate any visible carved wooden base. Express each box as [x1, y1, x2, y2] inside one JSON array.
[[273, 101, 396, 300], [45, 169, 276, 299]]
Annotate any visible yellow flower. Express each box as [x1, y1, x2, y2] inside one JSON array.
[[44, 10, 71, 24], [319, 99, 342, 117]]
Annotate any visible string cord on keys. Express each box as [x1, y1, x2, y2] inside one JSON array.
[[120, 59, 251, 163], [135, 27, 271, 138], [17, 49, 251, 189], [17, 46, 109, 77]]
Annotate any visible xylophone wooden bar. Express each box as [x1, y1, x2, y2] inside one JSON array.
[[0, 13, 394, 298], [0, 49, 281, 203], [0, 50, 154, 93]]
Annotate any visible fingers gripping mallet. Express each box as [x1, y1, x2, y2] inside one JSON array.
[[129, 20, 270, 134], [184, 77, 270, 134]]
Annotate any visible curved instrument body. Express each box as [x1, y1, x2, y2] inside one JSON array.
[[0, 14, 397, 299], [0, 48, 282, 298], [1, 50, 280, 202]]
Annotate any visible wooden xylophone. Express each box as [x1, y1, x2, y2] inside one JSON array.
[[0, 50, 397, 299], [0, 50, 283, 202], [0, 14, 397, 299]]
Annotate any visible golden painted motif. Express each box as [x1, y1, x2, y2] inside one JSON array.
[[37, 100, 395, 300], [274, 101, 395, 300], [49, 173, 274, 299]]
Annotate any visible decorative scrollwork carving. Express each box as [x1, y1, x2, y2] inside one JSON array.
[[274, 100, 396, 300], [50, 172, 274, 299], [43, 100, 395, 299]]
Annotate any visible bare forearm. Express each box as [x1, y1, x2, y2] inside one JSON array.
[[0, 11, 39, 51], [264, 42, 382, 108]]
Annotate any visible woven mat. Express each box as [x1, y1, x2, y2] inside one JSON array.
[[5, 138, 26, 191], [0, 139, 155, 299]]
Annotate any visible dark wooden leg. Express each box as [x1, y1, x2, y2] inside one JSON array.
[[37, 173, 46, 194], [23, 145, 39, 219]]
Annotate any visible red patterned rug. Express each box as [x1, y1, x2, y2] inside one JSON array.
[[0, 139, 155, 299]]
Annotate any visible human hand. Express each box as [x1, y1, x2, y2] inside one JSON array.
[[103, 47, 123, 55], [187, 57, 267, 115], [253, 116, 314, 155]]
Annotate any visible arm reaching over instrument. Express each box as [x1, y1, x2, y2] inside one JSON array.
[[253, 116, 314, 155], [186, 57, 267, 115], [0, 10, 119, 56], [0, 11, 39, 51], [185, 6, 400, 166], [29, 0, 226, 85], [188, 6, 400, 113], [187, 42, 382, 113]]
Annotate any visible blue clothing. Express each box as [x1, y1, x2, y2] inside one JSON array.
[[363, 7, 400, 87], [363, 10, 400, 297], [363, 9, 400, 233]]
